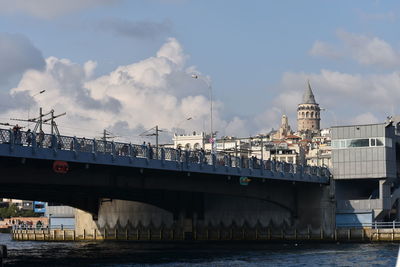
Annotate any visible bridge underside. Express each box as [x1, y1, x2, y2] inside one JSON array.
[[0, 156, 335, 236]]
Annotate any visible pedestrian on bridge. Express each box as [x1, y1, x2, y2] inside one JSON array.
[[12, 124, 22, 145], [38, 130, 44, 147], [26, 129, 32, 146], [147, 142, 153, 159]]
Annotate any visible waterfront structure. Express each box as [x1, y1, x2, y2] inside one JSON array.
[[331, 121, 399, 226], [297, 81, 321, 135], [45, 204, 75, 229]]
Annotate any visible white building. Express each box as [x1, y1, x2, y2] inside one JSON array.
[[172, 132, 207, 150]]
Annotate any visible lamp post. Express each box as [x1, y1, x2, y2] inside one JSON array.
[[28, 90, 46, 128], [191, 74, 214, 153]]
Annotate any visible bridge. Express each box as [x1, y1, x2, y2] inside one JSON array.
[[0, 128, 334, 240]]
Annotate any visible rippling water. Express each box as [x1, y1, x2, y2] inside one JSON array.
[[0, 233, 397, 266]]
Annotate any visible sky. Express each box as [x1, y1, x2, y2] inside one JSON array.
[[0, 0, 400, 143]]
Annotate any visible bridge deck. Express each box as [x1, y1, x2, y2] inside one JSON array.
[[0, 129, 329, 184]]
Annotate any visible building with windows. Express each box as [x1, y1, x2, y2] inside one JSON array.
[[331, 121, 399, 226], [172, 132, 207, 150]]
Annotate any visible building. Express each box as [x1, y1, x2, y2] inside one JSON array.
[[45, 204, 75, 229], [273, 114, 292, 140], [331, 121, 399, 226], [171, 80, 329, 168], [172, 132, 207, 150], [297, 81, 321, 135], [306, 129, 332, 168]]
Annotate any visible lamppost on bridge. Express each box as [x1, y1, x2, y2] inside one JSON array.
[[191, 74, 214, 153], [28, 90, 46, 128]]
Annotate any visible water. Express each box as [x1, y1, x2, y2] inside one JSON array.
[[0, 233, 397, 266]]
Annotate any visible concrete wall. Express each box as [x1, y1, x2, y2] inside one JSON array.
[[45, 205, 75, 217]]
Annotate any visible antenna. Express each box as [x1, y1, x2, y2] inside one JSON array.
[[140, 125, 164, 159], [10, 107, 66, 138], [99, 129, 119, 142]]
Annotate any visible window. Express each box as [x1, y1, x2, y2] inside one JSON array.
[[348, 139, 369, 147], [370, 138, 375, 146], [370, 138, 384, 147], [332, 137, 387, 149]]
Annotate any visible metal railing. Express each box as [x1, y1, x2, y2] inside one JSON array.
[[337, 221, 400, 229], [12, 224, 75, 230], [0, 128, 330, 178]]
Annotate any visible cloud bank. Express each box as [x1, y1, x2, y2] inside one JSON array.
[[0, 33, 45, 85], [1, 31, 399, 144], [5, 37, 253, 143], [0, 0, 120, 19]]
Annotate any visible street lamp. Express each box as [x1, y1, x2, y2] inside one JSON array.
[[191, 74, 214, 153], [28, 90, 46, 128], [32, 90, 46, 97]]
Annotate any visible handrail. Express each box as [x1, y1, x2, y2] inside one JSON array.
[[337, 221, 400, 229], [0, 128, 331, 179], [12, 225, 75, 230]]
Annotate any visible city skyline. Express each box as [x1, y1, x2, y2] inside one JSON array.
[[0, 1, 399, 143]]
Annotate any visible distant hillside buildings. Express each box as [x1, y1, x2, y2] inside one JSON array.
[[172, 81, 332, 168]]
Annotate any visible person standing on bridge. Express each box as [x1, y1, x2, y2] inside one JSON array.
[[12, 124, 22, 145], [148, 142, 153, 159], [38, 129, 44, 147], [26, 129, 32, 146], [142, 142, 146, 157]]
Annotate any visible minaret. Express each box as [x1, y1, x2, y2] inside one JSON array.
[[297, 81, 320, 133]]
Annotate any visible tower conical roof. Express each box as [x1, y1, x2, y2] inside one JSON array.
[[302, 80, 317, 104]]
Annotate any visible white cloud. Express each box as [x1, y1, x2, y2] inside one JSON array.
[[4, 35, 394, 143], [5, 38, 252, 142], [270, 69, 400, 129], [309, 40, 341, 59], [0, 33, 45, 85], [308, 30, 400, 69], [337, 30, 400, 68], [0, 0, 119, 19]]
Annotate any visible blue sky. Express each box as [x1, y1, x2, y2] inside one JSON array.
[[0, 0, 399, 141]]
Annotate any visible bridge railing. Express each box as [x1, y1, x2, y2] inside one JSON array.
[[337, 221, 400, 229], [0, 128, 331, 179]]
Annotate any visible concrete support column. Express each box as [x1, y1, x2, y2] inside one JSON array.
[[396, 199, 400, 221]]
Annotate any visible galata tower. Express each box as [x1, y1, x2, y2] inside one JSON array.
[[297, 81, 320, 133]]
